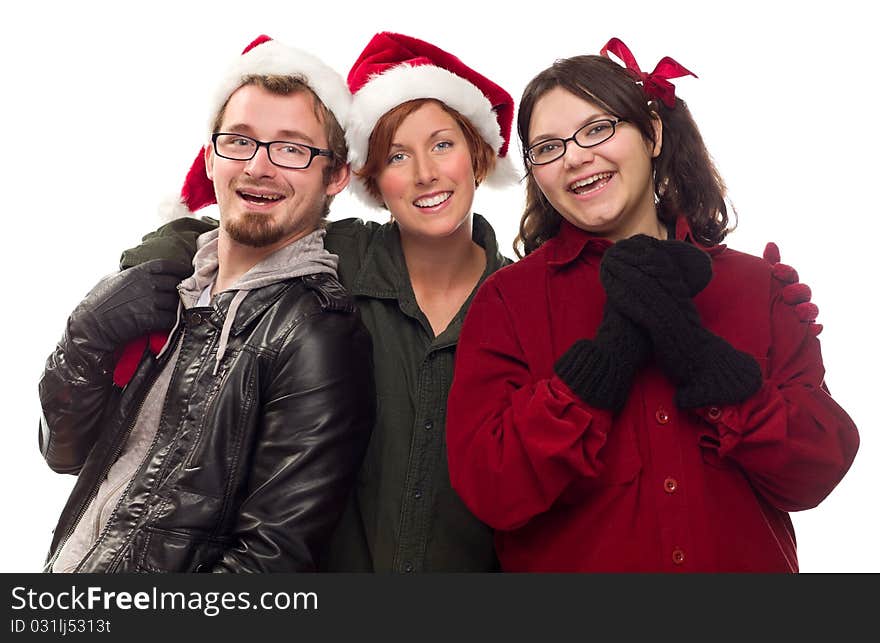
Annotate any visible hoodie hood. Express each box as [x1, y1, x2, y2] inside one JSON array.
[[162, 227, 339, 375]]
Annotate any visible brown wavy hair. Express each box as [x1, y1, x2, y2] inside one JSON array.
[[514, 55, 734, 257], [357, 98, 496, 206]]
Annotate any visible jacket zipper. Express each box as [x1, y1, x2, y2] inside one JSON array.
[[86, 332, 186, 572], [46, 338, 171, 573]]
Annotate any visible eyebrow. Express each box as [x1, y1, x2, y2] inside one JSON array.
[[390, 128, 456, 150], [529, 113, 610, 146], [223, 124, 317, 145]]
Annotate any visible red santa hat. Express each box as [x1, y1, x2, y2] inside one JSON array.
[[163, 35, 351, 220], [344, 32, 518, 207]]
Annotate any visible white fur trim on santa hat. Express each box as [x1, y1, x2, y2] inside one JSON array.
[[158, 195, 197, 222], [206, 40, 351, 143], [483, 155, 523, 188], [345, 64, 512, 207]]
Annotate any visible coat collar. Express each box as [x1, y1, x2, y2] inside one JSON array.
[[546, 214, 726, 269], [349, 213, 508, 300], [207, 281, 292, 336]]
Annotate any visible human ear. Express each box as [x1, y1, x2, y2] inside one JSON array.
[[204, 143, 215, 181], [325, 163, 351, 197], [650, 113, 663, 158]]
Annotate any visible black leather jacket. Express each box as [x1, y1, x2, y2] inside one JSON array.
[[39, 273, 375, 572]]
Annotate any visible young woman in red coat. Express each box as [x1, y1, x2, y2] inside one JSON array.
[[445, 39, 860, 572]]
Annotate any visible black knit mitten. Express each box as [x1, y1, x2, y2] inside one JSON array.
[[600, 235, 762, 409], [555, 305, 651, 411]]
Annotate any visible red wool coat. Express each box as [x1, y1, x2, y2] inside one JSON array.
[[446, 217, 859, 572]]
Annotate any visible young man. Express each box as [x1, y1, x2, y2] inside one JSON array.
[[38, 36, 375, 573]]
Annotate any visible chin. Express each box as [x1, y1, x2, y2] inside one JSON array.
[[224, 214, 286, 248]]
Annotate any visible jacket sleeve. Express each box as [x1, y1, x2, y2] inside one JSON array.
[[38, 311, 120, 474], [693, 279, 859, 512], [446, 279, 615, 532], [119, 216, 216, 270], [211, 310, 375, 572]]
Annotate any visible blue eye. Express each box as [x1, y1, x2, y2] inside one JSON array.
[[387, 152, 407, 165], [435, 141, 453, 151]]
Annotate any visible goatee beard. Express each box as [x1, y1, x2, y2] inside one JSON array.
[[224, 213, 286, 248]]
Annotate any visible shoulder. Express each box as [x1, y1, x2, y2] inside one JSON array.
[[264, 274, 359, 332], [325, 218, 387, 284], [325, 218, 383, 245], [271, 275, 369, 357], [301, 273, 358, 313], [284, 273, 358, 315], [481, 243, 554, 295], [711, 246, 775, 289]]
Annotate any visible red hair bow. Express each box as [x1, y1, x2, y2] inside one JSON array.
[[600, 38, 697, 108]]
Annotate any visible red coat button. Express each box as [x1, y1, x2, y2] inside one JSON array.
[[664, 477, 678, 493], [655, 408, 670, 424], [672, 549, 685, 565], [707, 406, 722, 421]]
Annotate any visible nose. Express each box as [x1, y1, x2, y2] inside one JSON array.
[[244, 144, 276, 178], [413, 153, 438, 186], [562, 140, 595, 169]]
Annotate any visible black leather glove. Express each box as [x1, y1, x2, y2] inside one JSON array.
[[63, 259, 192, 378], [555, 305, 651, 411], [600, 234, 762, 409]]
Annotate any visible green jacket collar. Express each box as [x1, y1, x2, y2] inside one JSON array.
[[350, 213, 509, 348], [350, 213, 507, 300]]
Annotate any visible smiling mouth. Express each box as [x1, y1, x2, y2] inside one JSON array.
[[413, 191, 452, 208], [237, 190, 285, 205], [569, 172, 614, 195]]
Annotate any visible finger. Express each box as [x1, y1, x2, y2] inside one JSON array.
[[762, 241, 781, 265], [795, 302, 819, 323], [782, 282, 811, 305], [771, 263, 798, 284], [662, 241, 712, 296], [145, 259, 194, 279], [149, 274, 185, 294]]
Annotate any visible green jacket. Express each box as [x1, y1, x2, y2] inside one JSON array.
[[120, 213, 512, 572]]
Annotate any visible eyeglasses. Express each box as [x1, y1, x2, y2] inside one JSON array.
[[525, 118, 623, 166], [211, 133, 334, 170]]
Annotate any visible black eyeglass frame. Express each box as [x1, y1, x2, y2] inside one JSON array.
[[211, 132, 334, 170], [524, 118, 624, 166]]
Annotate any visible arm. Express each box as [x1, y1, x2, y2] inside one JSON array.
[[446, 280, 618, 532], [211, 311, 375, 572], [112, 217, 217, 386], [118, 216, 216, 270], [694, 279, 859, 512], [39, 260, 190, 473], [38, 323, 117, 474]]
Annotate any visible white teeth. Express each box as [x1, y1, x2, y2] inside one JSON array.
[[569, 172, 613, 191], [414, 192, 452, 208], [240, 191, 282, 201]]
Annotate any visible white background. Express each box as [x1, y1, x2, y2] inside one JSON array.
[[1, 0, 876, 572]]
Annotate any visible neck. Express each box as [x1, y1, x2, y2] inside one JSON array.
[[607, 194, 668, 241], [214, 227, 313, 293], [610, 215, 667, 241], [399, 214, 487, 338], [399, 215, 484, 290]]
